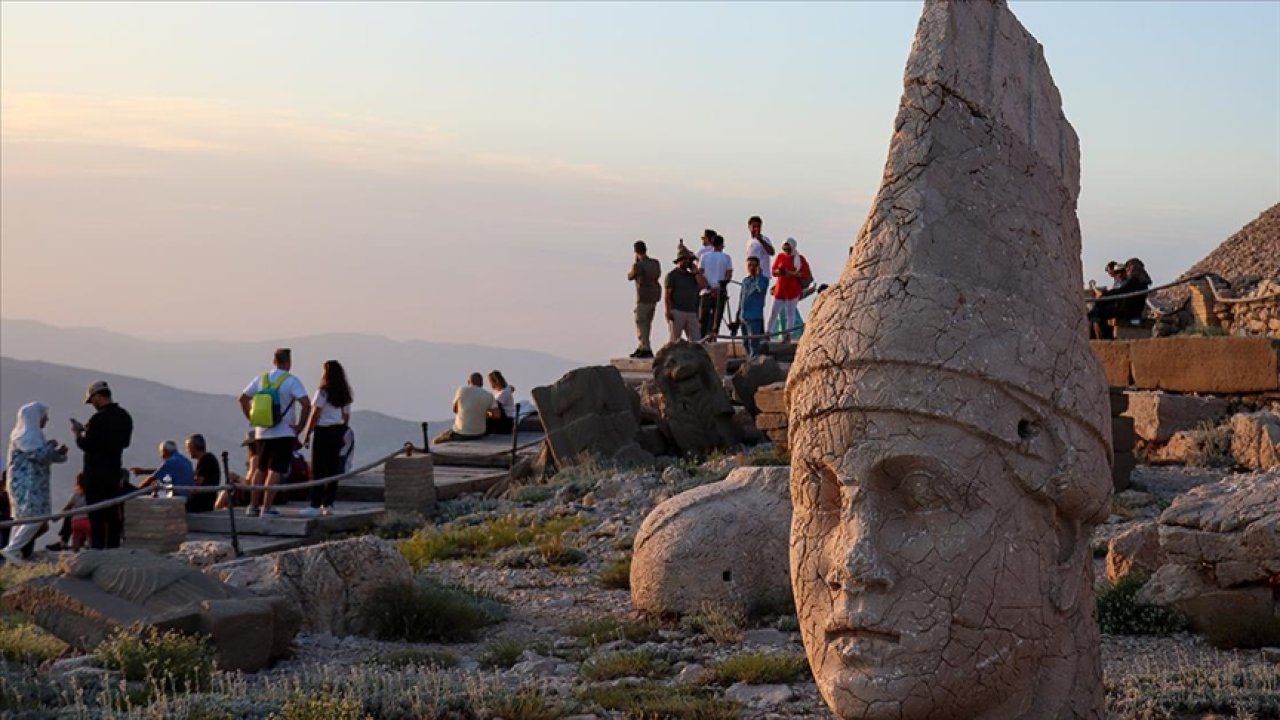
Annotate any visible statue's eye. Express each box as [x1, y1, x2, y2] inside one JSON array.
[[880, 456, 954, 512], [799, 458, 841, 513]]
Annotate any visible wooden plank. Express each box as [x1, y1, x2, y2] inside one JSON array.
[[185, 504, 384, 538]]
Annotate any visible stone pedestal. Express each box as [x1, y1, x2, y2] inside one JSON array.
[[383, 455, 436, 516], [123, 496, 187, 554]]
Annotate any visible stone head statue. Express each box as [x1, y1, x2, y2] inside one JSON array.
[[787, 2, 1112, 718]]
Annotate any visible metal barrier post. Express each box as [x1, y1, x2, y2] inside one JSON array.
[[421, 422, 430, 454], [220, 451, 242, 558]]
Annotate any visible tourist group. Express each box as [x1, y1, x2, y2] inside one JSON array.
[[627, 215, 820, 359]]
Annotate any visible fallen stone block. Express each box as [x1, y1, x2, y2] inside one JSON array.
[[533, 365, 654, 468], [1129, 337, 1280, 394], [207, 535, 411, 636], [1106, 521, 1161, 585], [1123, 391, 1230, 443], [1090, 341, 1133, 388], [2, 549, 297, 671], [753, 382, 786, 415], [731, 356, 788, 417], [1230, 411, 1280, 470]]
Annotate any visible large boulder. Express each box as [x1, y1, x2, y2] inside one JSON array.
[[631, 467, 791, 616], [1230, 412, 1280, 470], [532, 365, 654, 467], [652, 342, 741, 455], [2, 549, 298, 671], [207, 535, 411, 636], [731, 356, 787, 417], [1136, 474, 1280, 648], [1122, 391, 1230, 444], [1105, 521, 1161, 585]]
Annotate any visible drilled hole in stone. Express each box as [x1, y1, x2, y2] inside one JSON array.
[[1018, 420, 1040, 440], [722, 570, 732, 582]]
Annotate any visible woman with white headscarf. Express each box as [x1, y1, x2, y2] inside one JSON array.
[[4, 402, 68, 564]]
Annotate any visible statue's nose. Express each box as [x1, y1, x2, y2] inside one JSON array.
[[825, 526, 894, 593]]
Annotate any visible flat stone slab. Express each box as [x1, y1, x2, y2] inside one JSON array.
[[339, 465, 508, 503], [185, 503, 385, 538], [1113, 337, 1280, 393]]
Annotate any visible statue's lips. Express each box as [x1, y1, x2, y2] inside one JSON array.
[[824, 623, 901, 664]]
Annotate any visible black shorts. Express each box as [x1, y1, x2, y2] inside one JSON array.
[[255, 437, 295, 475]]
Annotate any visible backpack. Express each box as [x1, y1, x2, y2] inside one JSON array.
[[249, 372, 295, 428], [797, 255, 814, 291]]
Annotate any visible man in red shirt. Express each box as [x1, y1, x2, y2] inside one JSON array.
[[769, 238, 810, 343]]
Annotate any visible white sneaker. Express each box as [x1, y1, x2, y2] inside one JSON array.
[[298, 507, 321, 518], [1, 548, 27, 566], [320, 506, 332, 516]]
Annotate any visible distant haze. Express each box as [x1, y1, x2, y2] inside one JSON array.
[[0, 318, 581, 422], [1, 2, 1277, 360]]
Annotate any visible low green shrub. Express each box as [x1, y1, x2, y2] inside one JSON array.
[[564, 617, 660, 645], [0, 562, 57, 593], [1106, 654, 1280, 718], [0, 622, 67, 664], [276, 693, 368, 720], [597, 557, 632, 590], [577, 682, 740, 719], [509, 485, 555, 504], [482, 638, 530, 668], [1096, 575, 1188, 635], [480, 688, 564, 720], [397, 512, 586, 569], [363, 577, 506, 643], [1178, 324, 1228, 337], [682, 602, 747, 644], [708, 652, 810, 685], [94, 626, 215, 694], [374, 648, 458, 669], [580, 650, 670, 681], [538, 536, 587, 566]]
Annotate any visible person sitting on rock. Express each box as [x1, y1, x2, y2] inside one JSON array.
[[485, 370, 516, 436], [435, 373, 497, 444], [1088, 257, 1152, 340], [132, 440, 194, 498]]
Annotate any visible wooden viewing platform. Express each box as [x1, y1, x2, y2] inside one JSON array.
[[168, 432, 545, 556]]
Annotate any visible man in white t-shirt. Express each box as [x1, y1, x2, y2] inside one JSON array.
[[435, 373, 497, 443], [744, 215, 776, 281], [238, 348, 311, 516], [697, 233, 733, 340]]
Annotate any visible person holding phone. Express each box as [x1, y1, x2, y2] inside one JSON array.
[[70, 381, 132, 550]]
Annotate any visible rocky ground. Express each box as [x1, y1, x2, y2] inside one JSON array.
[[4, 455, 1277, 719], [260, 459, 1277, 719]]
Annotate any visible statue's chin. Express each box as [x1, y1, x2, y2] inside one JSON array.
[[816, 661, 1003, 720]]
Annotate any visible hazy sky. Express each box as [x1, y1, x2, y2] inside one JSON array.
[[2, 1, 1277, 362]]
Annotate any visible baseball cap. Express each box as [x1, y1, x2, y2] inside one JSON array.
[[84, 380, 110, 403]]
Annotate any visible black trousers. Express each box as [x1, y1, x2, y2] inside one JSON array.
[[699, 288, 728, 339], [309, 425, 346, 508], [84, 470, 123, 549]]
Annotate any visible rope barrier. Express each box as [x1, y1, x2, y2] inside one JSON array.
[[1085, 274, 1209, 304], [0, 443, 416, 530], [1206, 277, 1280, 305]]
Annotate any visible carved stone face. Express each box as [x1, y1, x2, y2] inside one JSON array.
[[790, 409, 1059, 719]]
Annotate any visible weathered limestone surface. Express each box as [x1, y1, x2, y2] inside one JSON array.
[[1090, 341, 1133, 388], [786, 2, 1111, 717], [732, 356, 788, 417], [173, 540, 237, 568], [1105, 521, 1161, 585], [532, 366, 654, 467], [1122, 391, 1230, 444], [2, 550, 298, 671], [1136, 474, 1280, 648], [1128, 337, 1280, 393], [207, 536, 411, 636], [652, 342, 741, 456], [123, 496, 188, 555], [1230, 412, 1280, 470], [631, 467, 791, 617]]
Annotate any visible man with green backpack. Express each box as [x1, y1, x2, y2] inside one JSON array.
[[237, 348, 311, 517]]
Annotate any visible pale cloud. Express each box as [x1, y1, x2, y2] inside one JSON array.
[[472, 152, 629, 185], [0, 92, 452, 169]]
